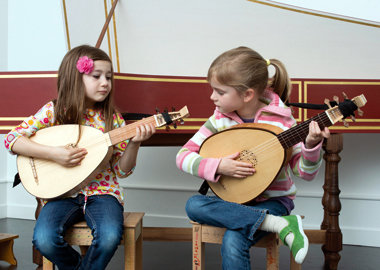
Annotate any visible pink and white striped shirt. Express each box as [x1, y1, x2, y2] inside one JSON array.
[[176, 90, 323, 202]]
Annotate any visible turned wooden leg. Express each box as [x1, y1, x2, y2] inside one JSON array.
[[321, 134, 343, 270], [321, 142, 330, 231]]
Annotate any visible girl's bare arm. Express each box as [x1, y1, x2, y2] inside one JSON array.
[[12, 136, 87, 167]]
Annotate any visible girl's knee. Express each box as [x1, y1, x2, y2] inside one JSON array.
[[33, 228, 64, 255], [185, 195, 206, 219], [95, 230, 122, 252], [186, 195, 216, 216], [95, 223, 123, 248]]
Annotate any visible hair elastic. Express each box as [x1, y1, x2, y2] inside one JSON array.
[[266, 59, 270, 66]]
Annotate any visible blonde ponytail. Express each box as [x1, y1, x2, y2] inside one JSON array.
[[207, 47, 292, 103], [267, 59, 292, 103]]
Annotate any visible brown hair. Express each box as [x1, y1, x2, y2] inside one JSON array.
[[207, 46, 291, 103], [54, 45, 117, 133]]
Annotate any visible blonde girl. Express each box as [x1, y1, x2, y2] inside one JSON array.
[[176, 46, 329, 269]]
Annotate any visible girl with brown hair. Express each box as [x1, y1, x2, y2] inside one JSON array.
[[4, 45, 155, 269]]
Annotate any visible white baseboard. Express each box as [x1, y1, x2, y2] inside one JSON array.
[[7, 204, 36, 220], [291, 222, 380, 248], [340, 227, 380, 247]]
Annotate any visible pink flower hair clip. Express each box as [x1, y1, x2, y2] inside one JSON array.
[[76, 56, 94, 74]]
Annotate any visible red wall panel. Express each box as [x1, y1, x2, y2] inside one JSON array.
[[1, 72, 378, 134]]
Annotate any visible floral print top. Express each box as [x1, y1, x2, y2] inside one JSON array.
[[4, 101, 133, 205]]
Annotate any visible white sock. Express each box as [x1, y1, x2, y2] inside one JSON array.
[[260, 214, 294, 247]]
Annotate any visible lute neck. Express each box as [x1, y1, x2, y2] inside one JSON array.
[[108, 116, 157, 145], [278, 112, 332, 149]]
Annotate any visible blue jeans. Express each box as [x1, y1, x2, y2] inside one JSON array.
[[186, 195, 288, 270], [33, 194, 124, 270]]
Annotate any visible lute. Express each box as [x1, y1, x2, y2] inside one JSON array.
[[17, 106, 189, 200], [199, 94, 366, 204]]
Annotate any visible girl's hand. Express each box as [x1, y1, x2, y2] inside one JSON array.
[[216, 152, 256, 178], [117, 122, 156, 173], [131, 122, 156, 143], [50, 146, 87, 167], [305, 121, 330, 149]]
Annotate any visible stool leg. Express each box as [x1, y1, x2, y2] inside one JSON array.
[[33, 245, 43, 267], [42, 257, 55, 270], [123, 212, 144, 270], [192, 224, 205, 270], [265, 234, 280, 270], [135, 222, 143, 270], [0, 239, 17, 265], [124, 227, 137, 270], [79, 246, 89, 258], [290, 253, 302, 270]]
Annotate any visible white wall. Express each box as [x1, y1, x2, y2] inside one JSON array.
[[114, 0, 379, 78], [0, 0, 8, 218], [0, 148, 8, 218], [7, 0, 66, 71], [1, 0, 379, 247], [0, 0, 8, 71], [264, 0, 379, 22]]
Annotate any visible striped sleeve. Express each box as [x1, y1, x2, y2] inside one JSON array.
[[289, 140, 324, 181], [176, 116, 222, 182], [259, 110, 324, 182]]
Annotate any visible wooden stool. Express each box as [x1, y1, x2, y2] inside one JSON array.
[[43, 212, 144, 270], [0, 233, 19, 265], [191, 222, 301, 270]]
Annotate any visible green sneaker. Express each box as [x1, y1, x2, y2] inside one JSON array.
[[279, 215, 309, 264]]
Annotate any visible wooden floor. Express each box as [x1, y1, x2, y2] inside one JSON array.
[[0, 218, 379, 270]]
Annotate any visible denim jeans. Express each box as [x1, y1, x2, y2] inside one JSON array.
[[186, 195, 288, 270], [33, 194, 124, 270]]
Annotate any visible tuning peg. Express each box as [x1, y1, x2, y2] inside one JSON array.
[[164, 107, 168, 113], [171, 106, 176, 111], [166, 125, 170, 132], [336, 96, 350, 127], [179, 119, 185, 125], [155, 107, 160, 113], [173, 122, 177, 129], [343, 91, 364, 118], [326, 96, 350, 127], [324, 99, 332, 109]]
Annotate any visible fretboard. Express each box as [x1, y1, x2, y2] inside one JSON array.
[[278, 112, 333, 149], [108, 116, 157, 145]]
